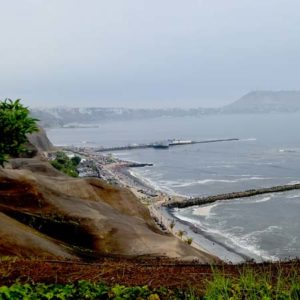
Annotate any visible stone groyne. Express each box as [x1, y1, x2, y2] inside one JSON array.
[[165, 183, 300, 209]]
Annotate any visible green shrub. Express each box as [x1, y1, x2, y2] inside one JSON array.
[[0, 281, 196, 299], [0, 99, 38, 167], [186, 237, 193, 245], [51, 152, 81, 177]]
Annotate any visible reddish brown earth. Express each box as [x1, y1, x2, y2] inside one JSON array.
[[0, 258, 298, 290]]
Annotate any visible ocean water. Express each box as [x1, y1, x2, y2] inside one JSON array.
[[47, 113, 300, 261], [171, 191, 300, 262]]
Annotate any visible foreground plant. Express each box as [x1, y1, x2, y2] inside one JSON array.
[[204, 266, 300, 300], [0, 281, 194, 299], [0, 98, 38, 167]]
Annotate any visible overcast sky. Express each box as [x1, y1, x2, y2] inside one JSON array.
[[0, 0, 300, 108]]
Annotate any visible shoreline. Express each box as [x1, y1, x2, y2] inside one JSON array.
[[99, 154, 300, 263], [67, 147, 224, 260], [63, 147, 297, 263], [112, 165, 253, 263], [99, 155, 244, 262]]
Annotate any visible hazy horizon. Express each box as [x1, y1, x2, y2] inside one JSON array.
[[1, 1, 300, 108]]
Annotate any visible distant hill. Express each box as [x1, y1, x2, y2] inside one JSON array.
[[222, 91, 300, 113], [30, 107, 215, 128], [30, 91, 300, 127]]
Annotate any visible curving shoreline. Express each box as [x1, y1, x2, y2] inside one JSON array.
[[64, 147, 300, 263], [112, 164, 300, 263]]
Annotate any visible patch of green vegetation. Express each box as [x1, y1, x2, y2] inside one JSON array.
[[204, 266, 300, 300], [51, 152, 81, 177], [2, 265, 300, 299], [0, 281, 190, 300], [0, 99, 39, 167]]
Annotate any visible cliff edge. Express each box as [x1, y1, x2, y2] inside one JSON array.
[[0, 158, 214, 263]]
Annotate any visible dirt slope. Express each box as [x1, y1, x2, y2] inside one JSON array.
[[0, 159, 215, 262]]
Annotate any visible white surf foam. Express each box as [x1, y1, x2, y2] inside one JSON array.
[[287, 194, 300, 199], [208, 226, 278, 261], [253, 196, 272, 203], [287, 181, 300, 185], [174, 211, 279, 261], [193, 203, 218, 217], [223, 226, 281, 261], [279, 149, 298, 153], [129, 170, 182, 196], [246, 176, 272, 180], [170, 176, 271, 188]]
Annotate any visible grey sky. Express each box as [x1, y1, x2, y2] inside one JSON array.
[[0, 0, 300, 108]]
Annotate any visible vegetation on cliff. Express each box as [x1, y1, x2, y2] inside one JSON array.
[[50, 152, 81, 177], [0, 99, 38, 167]]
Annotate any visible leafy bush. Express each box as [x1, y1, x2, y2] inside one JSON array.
[[0, 281, 187, 299], [0, 99, 38, 167], [51, 152, 81, 177]]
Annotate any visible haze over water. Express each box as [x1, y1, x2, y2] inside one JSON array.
[[48, 113, 300, 262]]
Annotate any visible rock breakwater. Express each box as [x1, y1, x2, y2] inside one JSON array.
[[166, 183, 300, 208]]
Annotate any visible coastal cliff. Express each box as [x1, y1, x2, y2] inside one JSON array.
[[0, 131, 215, 262], [27, 127, 53, 152]]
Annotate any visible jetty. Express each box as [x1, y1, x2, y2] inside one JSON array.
[[95, 138, 239, 152], [165, 183, 300, 209]]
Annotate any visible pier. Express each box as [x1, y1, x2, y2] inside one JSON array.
[[95, 138, 239, 152]]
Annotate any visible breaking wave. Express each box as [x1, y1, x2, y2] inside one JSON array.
[[170, 176, 272, 188]]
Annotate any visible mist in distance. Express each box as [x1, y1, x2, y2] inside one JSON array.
[[0, 0, 300, 108]]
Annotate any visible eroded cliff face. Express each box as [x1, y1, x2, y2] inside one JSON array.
[[27, 127, 53, 152], [0, 159, 214, 262]]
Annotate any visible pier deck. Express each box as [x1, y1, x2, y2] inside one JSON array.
[[95, 138, 239, 152]]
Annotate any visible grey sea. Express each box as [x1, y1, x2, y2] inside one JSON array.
[[47, 113, 300, 262]]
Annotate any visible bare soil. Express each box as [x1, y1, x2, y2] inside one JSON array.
[[0, 258, 298, 290]]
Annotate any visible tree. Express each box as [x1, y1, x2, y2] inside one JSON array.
[[0, 99, 39, 167]]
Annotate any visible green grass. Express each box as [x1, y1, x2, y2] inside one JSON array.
[[204, 265, 300, 300]]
